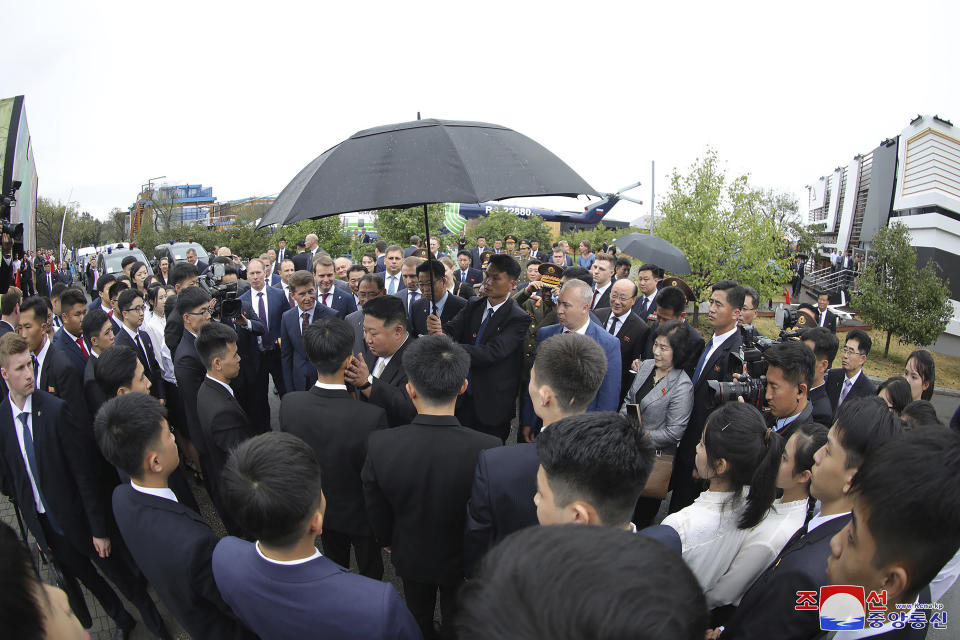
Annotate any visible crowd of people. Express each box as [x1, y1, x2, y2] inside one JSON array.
[[0, 229, 959, 640]]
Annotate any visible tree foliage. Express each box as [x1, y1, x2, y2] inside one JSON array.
[[374, 205, 446, 248], [654, 149, 792, 311], [789, 221, 825, 258], [465, 207, 552, 248], [852, 223, 953, 357]]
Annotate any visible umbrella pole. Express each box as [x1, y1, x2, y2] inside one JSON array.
[[423, 204, 435, 315]]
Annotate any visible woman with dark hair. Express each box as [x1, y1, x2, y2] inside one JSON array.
[[877, 376, 913, 416], [905, 349, 936, 401], [662, 402, 783, 608], [620, 320, 694, 526], [130, 260, 149, 294]]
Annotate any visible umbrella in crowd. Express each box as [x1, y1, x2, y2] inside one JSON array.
[[614, 232, 691, 275]]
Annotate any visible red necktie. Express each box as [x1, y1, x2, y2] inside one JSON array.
[[592, 288, 600, 308], [76, 337, 89, 358], [301, 312, 310, 334], [322, 293, 329, 307]]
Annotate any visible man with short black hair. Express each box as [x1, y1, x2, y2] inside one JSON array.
[[0, 285, 21, 336], [51, 288, 90, 378], [114, 289, 164, 401], [826, 328, 877, 414], [739, 285, 762, 340], [81, 309, 114, 415], [761, 341, 818, 440], [410, 260, 466, 337], [214, 432, 420, 639], [801, 327, 839, 426], [49, 282, 69, 330], [280, 270, 337, 393], [87, 272, 116, 316], [164, 262, 200, 352], [374, 239, 388, 273], [816, 291, 837, 333], [632, 263, 660, 320], [455, 250, 482, 287], [94, 345, 152, 398], [404, 234, 421, 258], [346, 263, 368, 307], [363, 335, 500, 638], [345, 273, 385, 356], [174, 286, 214, 480], [280, 317, 388, 579], [470, 236, 488, 270]]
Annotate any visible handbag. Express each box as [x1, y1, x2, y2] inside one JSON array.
[[641, 450, 674, 500]]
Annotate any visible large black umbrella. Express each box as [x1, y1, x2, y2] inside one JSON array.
[[615, 232, 691, 274]]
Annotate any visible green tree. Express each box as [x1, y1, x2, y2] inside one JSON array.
[[465, 207, 552, 248], [374, 205, 445, 248], [788, 221, 825, 258], [104, 208, 129, 243], [655, 149, 792, 319], [67, 211, 104, 248], [562, 224, 628, 257], [35, 197, 76, 250], [852, 223, 953, 357]]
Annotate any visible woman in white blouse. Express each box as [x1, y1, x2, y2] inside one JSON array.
[[661, 403, 782, 608]]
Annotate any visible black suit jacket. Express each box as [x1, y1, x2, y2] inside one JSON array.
[[37, 272, 55, 297], [454, 268, 483, 287], [279, 387, 388, 536], [362, 336, 416, 427], [165, 307, 184, 353], [442, 296, 530, 428], [114, 326, 165, 401], [362, 414, 500, 584], [816, 309, 838, 333], [83, 356, 109, 418], [0, 390, 108, 551], [51, 328, 89, 380], [594, 308, 650, 402], [825, 369, 877, 416], [591, 284, 612, 310], [174, 332, 208, 453], [0, 320, 14, 337], [0, 256, 12, 294], [111, 485, 250, 640], [410, 293, 466, 337], [807, 383, 833, 427], [280, 304, 338, 393], [723, 514, 852, 640], [196, 378, 253, 503], [291, 251, 312, 273], [39, 341, 91, 427], [464, 442, 538, 576]]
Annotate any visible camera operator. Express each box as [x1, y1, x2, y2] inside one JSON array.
[[760, 341, 818, 439], [800, 327, 838, 426]]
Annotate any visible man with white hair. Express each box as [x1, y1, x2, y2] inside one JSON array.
[[333, 257, 352, 281]]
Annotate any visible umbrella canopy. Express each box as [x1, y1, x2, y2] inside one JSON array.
[[615, 232, 691, 275], [258, 118, 599, 228]]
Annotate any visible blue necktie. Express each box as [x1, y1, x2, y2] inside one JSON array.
[[18, 412, 61, 534], [692, 338, 714, 385], [637, 297, 649, 318]]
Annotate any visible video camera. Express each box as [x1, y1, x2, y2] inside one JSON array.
[[0, 180, 25, 257], [199, 262, 243, 321]]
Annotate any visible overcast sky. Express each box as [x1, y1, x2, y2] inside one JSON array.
[[4, 1, 957, 224]]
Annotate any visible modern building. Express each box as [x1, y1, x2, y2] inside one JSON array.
[[804, 115, 960, 356], [128, 183, 217, 236]]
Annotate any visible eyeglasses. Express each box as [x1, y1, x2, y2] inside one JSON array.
[[609, 294, 634, 302], [841, 347, 864, 356], [124, 305, 144, 313], [186, 309, 213, 317], [741, 306, 756, 311]]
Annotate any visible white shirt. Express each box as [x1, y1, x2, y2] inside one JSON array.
[[33, 336, 51, 388], [143, 313, 176, 384], [205, 374, 234, 397], [591, 281, 612, 308], [808, 509, 851, 533], [931, 547, 960, 602], [384, 272, 401, 294], [100, 302, 113, 316], [9, 394, 44, 513], [564, 319, 591, 335], [704, 498, 807, 608], [701, 325, 740, 370], [661, 490, 750, 598], [373, 335, 409, 378], [130, 480, 178, 503], [318, 287, 336, 307], [255, 541, 322, 566], [250, 286, 271, 327], [314, 382, 347, 391], [606, 309, 632, 337]]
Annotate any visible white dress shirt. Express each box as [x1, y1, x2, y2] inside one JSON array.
[[130, 480, 178, 503], [33, 336, 51, 388], [700, 325, 740, 370], [315, 382, 347, 391], [373, 335, 409, 379], [205, 374, 235, 397], [9, 394, 44, 513], [606, 309, 632, 337], [255, 541, 322, 565], [384, 272, 402, 295], [591, 281, 612, 308]]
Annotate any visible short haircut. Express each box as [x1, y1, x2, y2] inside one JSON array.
[[527, 258, 542, 267], [347, 264, 368, 277], [801, 327, 839, 368], [0, 521, 47, 640], [537, 412, 655, 526], [94, 345, 139, 397], [303, 317, 354, 375], [0, 332, 29, 367], [901, 400, 943, 428], [532, 334, 607, 413], [109, 281, 129, 300], [615, 256, 632, 270], [845, 329, 872, 356], [833, 396, 903, 469], [375, 240, 387, 252], [652, 320, 693, 368], [186, 248, 198, 256], [456, 524, 708, 640], [288, 270, 315, 291], [176, 286, 211, 318], [791, 421, 828, 478], [561, 266, 593, 288], [402, 335, 470, 404], [457, 250, 471, 259], [907, 349, 936, 401], [313, 255, 334, 270], [385, 244, 403, 256], [655, 286, 687, 315], [0, 287, 21, 316], [401, 255, 422, 270], [195, 322, 238, 369], [19, 297, 48, 325], [50, 282, 68, 301], [487, 254, 521, 280], [220, 432, 324, 548], [361, 295, 406, 328], [358, 273, 385, 292], [741, 285, 759, 308], [121, 255, 137, 270], [877, 376, 914, 416], [82, 308, 111, 340], [98, 273, 117, 294], [476, 235, 486, 241], [849, 426, 960, 601], [409, 235, 420, 245], [170, 262, 198, 287], [762, 340, 815, 389], [711, 279, 746, 309], [637, 263, 659, 276], [559, 278, 592, 305], [415, 259, 446, 280], [594, 252, 615, 269], [95, 393, 168, 479], [117, 288, 142, 313]]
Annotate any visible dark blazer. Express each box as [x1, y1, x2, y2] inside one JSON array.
[[375, 254, 385, 273], [362, 336, 416, 427], [38, 341, 91, 427], [723, 514, 852, 640], [393, 289, 421, 317], [470, 247, 485, 270], [637, 525, 682, 555], [442, 296, 531, 428], [213, 536, 420, 640], [291, 251, 312, 273], [816, 308, 838, 333], [174, 331, 208, 453], [238, 285, 286, 348], [83, 356, 109, 418], [0, 256, 11, 294], [464, 442, 538, 576], [111, 485, 250, 640], [454, 267, 483, 287], [452, 281, 476, 300], [631, 294, 658, 322], [594, 308, 650, 401], [165, 307, 184, 353], [0, 319, 15, 337], [591, 284, 612, 310], [362, 414, 500, 584], [317, 286, 357, 319], [279, 304, 337, 393], [345, 309, 367, 357], [279, 387, 388, 536], [114, 325, 165, 401], [807, 383, 833, 428], [196, 378, 253, 508], [536, 322, 622, 412], [409, 293, 466, 338], [825, 369, 877, 415], [766, 399, 817, 442], [51, 328, 89, 379], [37, 272, 55, 297], [267, 272, 281, 287], [0, 390, 108, 550]]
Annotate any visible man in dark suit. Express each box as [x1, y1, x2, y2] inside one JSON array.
[[313, 255, 357, 319], [174, 286, 214, 477], [214, 432, 421, 640], [195, 322, 253, 529], [642, 285, 704, 379], [470, 236, 489, 270], [815, 291, 838, 333], [825, 328, 877, 416], [345, 273, 385, 357], [164, 262, 200, 353], [185, 247, 208, 276], [455, 250, 483, 288], [291, 239, 312, 272], [280, 270, 337, 393], [594, 279, 650, 403], [37, 261, 56, 298], [81, 309, 114, 417], [280, 317, 388, 579], [761, 341, 819, 441], [465, 333, 606, 575], [631, 263, 660, 321], [800, 327, 839, 427], [427, 254, 530, 442], [274, 237, 289, 272], [96, 393, 252, 640], [403, 235, 421, 258], [113, 289, 165, 402], [0, 332, 170, 639], [410, 260, 466, 337], [0, 285, 19, 338], [392, 255, 422, 317], [588, 253, 616, 310], [363, 335, 500, 638], [51, 288, 91, 379], [239, 257, 288, 417], [344, 295, 416, 427], [669, 280, 744, 513]]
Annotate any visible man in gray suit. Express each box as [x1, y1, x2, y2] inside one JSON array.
[[346, 273, 385, 357]]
